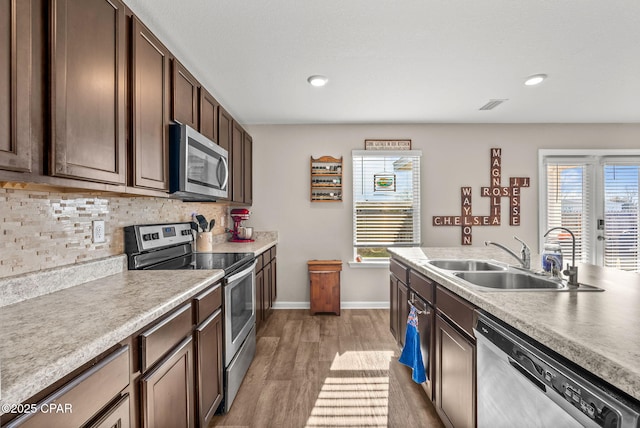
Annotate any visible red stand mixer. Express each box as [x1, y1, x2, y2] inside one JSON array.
[[229, 208, 255, 242]]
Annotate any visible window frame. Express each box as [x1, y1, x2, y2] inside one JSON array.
[[352, 149, 422, 262], [539, 149, 640, 270]]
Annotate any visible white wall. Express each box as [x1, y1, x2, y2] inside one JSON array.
[[246, 123, 640, 307]]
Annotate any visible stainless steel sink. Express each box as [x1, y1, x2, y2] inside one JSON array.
[[453, 271, 603, 292], [425, 259, 506, 271]]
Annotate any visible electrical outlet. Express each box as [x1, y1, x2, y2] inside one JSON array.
[[92, 220, 106, 243]]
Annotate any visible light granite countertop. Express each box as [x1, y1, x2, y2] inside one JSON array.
[[0, 233, 278, 413], [0, 266, 224, 412], [389, 247, 640, 402], [210, 231, 278, 256]]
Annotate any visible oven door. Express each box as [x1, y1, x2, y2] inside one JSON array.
[[224, 261, 257, 365]]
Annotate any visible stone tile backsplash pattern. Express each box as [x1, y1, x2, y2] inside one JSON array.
[[0, 188, 227, 279]]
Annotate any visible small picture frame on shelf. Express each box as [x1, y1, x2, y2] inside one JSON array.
[[364, 139, 411, 150]]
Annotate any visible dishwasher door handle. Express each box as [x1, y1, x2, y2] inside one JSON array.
[[508, 357, 547, 392]]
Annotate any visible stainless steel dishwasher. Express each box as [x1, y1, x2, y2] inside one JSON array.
[[474, 312, 640, 428]]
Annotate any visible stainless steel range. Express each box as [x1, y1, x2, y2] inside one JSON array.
[[124, 222, 256, 413]]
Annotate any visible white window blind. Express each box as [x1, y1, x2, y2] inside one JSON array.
[[542, 153, 640, 272], [352, 150, 421, 258], [543, 159, 593, 264], [602, 161, 640, 271]]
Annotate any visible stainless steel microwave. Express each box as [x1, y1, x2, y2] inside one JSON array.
[[169, 123, 229, 201]]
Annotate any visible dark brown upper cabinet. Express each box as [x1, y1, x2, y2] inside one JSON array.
[[217, 106, 232, 200], [199, 87, 219, 143], [172, 59, 199, 129], [243, 132, 253, 205], [231, 120, 244, 203], [130, 16, 170, 191], [0, 0, 32, 173], [49, 0, 127, 185]]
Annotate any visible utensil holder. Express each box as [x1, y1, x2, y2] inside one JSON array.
[[196, 231, 213, 252]]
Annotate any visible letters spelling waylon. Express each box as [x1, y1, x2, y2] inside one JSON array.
[[432, 148, 530, 245]]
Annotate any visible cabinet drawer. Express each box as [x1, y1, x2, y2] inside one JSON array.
[[193, 283, 222, 325], [255, 253, 264, 271], [140, 303, 192, 372], [390, 258, 409, 284], [409, 270, 434, 305], [436, 286, 475, 338], [270, 246, 277, 260], [7, 346, 130, 428]]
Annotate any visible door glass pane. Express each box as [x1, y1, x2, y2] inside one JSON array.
[[545, 164, 591, 263], [603, 164, 639, 272]]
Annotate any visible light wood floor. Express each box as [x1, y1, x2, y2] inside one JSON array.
[[209, 309, 444, 428]]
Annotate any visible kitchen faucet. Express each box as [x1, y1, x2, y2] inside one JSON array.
[[484, 236, 531, 269], [544, 227, 579, 286]]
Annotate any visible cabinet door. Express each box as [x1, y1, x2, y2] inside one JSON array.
[[141, 336, 195, 428], [50, 0, 126, 184], [270, 256, 277, 305], [397, 280, 409, 347], [309, 271, 340, 315], [435, 314, 475, 428], [195, 309, 223, 427], [414, 293, 434, 401], [0, 0, 31, 172], [264, 261, 272, 318], [217, 106, 232, 200], [86, 394, 130, 428], [199, 88, 218, 143], [231, 120, 244, 203], [389, 274, 399, 340], [172, 59, 199, 129], [255, 268, 264, 330], [131, 16, 170, 190], [243, 132, 253, 205]]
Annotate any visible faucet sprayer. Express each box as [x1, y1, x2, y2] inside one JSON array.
[[544, 227, 579, 286]]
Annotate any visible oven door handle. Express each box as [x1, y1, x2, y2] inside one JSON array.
[[227, 260, 257, 283]]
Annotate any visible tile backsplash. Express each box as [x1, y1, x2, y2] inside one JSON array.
[[0, 188, 228, 279]]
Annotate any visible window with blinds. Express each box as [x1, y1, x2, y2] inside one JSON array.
[[543, 160, 593, 264], [542, 153, 640, 272], [352, 150, 421, 259], [603, 161, 640, 271]]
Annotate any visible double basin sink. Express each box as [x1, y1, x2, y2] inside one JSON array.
[[423, 259, 602, 292]]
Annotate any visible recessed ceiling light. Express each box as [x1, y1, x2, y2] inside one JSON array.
[[307, 75, 329, 87], [524, 74, 548, 86]]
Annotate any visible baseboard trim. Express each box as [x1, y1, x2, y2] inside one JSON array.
[[272, 301, 390, 310]]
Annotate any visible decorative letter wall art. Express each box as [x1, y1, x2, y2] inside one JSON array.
[[432, 148, 530, 245]]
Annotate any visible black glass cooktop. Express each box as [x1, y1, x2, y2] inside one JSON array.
[[145, 252, 254, 276], [194, 252, 254, 274]]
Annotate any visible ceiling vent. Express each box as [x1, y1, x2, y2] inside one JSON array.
[[479, 99, 508, 111]]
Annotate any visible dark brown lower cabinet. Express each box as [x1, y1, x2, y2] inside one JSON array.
[[194, 309, 223, 427], [255, 267, 265, 331], [434, 314, 475, 428], [397, 280, 409, 347], [389, 273, 410, 346], [140, 336, 194, 428], [3, 346, 130, 428], [86, 394, 131, 428], [390, 274, 399, 339], [256, 246, 277, 330]]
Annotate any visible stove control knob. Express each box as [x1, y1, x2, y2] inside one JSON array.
[[152, 233, 159, 240], [142, 234, 151, 241]]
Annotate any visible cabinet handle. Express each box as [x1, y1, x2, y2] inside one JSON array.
[[407, 297, 429, 315]]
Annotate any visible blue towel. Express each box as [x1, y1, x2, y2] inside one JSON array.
[[398, 305, 427, 383]]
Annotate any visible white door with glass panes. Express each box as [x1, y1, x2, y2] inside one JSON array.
[[540, 151, 640, 272]]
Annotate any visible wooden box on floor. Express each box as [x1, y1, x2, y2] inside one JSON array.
[[308, 260, 342, 315]]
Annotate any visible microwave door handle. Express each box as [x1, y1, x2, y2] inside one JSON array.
[[218, 156, 229, 190]]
